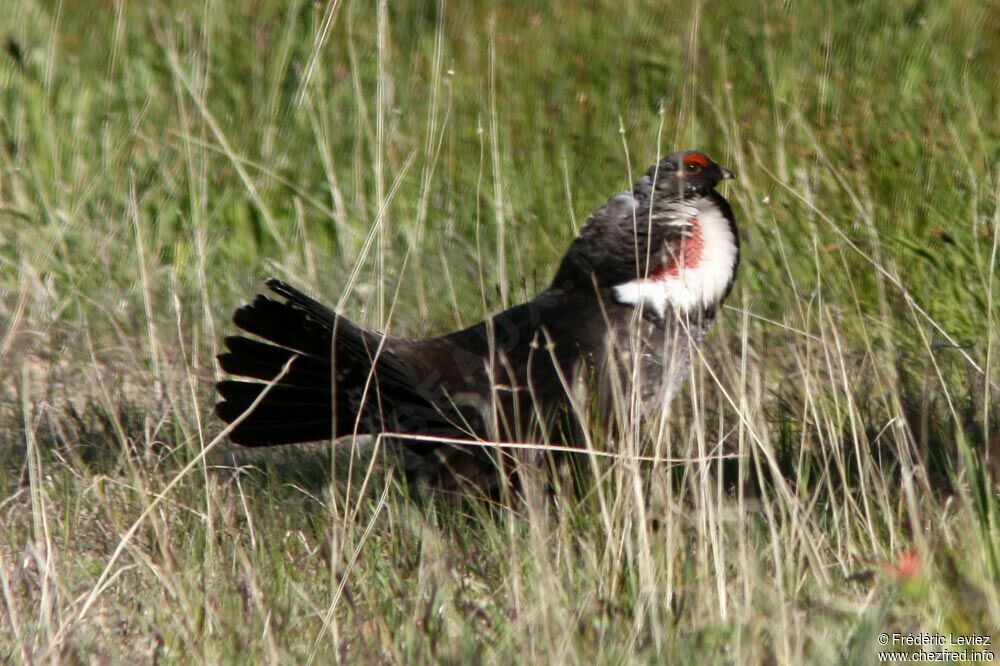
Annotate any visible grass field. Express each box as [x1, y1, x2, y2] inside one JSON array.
[[1, 0, 998, 662]]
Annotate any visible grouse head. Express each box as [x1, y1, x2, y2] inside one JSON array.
[[639, 151, 734, 200]]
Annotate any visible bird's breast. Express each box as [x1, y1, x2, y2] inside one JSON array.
[[611, 196, 737, 317]]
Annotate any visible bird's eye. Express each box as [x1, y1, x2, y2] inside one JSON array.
[[684, 162, 702, 174]]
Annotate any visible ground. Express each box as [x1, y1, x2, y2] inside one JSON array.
[[0, 1, 997, 663]]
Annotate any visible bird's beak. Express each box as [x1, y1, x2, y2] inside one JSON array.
[[720, 166, 734, 180]]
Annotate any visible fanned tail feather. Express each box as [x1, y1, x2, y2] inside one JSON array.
[[215, 279, 410, 446]]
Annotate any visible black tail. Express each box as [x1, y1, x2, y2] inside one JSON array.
[[215, 279, 425, 446]]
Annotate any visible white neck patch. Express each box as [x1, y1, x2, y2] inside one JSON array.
[[611, 196, 737, 317]]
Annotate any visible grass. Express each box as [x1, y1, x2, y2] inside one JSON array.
[[1, 0, 998, 662]]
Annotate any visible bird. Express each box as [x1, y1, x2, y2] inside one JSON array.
[[215, 151, 738, 490]]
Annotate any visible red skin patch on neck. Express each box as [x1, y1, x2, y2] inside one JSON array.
[[683, 152, 710, 168], [653, 217, 703, 278]]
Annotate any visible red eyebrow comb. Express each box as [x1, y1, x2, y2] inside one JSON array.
[[682, 152, 710, 167]]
